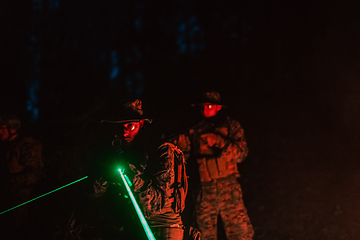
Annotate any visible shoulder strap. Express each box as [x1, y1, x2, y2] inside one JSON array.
[[166, 143, 188, 213]]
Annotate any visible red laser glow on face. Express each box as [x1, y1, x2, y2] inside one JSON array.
[[122, 120, 143, 143], [203, 103, 222, 118]]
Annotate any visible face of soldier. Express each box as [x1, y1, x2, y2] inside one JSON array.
[[0, 126, 18, 141], [202, 103, 222, 118], [122, 120, 144, 143], [0, 125, 9, 141]]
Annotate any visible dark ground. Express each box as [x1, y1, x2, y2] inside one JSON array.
[[1, 1, 360, 239], [242, 114, 360, 239]]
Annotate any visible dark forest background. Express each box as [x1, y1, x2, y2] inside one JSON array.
[[1, 0, 360, 239]]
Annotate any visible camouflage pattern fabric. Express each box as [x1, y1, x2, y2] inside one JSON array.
[[130, 142, 188, 228], [0, 134, 44, 238], [175, 116, 249, 182], [84, 141, 187, 240], [196, 176, 254, 240], [7, 135, 44, 189], [151, 226, 184, 240], [173, 114, 254, 240]]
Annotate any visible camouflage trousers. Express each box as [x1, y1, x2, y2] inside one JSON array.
[[152, 227, 184, 240], [195, 176, 254, 240]]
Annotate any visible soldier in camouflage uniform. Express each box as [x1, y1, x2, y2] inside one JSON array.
[[0, 113, 44, 239], [97, 99, 197, 240], [173, 91, 254, 240]]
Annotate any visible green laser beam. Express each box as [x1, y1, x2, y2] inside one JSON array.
[[118, 168, 156, 240], [0, 176, 88, 215], [124, 174, 133, 187]]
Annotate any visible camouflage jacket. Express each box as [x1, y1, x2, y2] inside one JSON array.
[[129, 142, 188, 227], [3, 134, 44, 193], [174, 114, 248, 182]]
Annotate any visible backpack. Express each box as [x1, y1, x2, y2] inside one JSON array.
[[168, 143, 188, 214]]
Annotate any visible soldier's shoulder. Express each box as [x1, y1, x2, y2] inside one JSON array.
[[226, 116, 241, 124], [16, 134, 43, 150], [21, 134, 42, 145], [155, 141, 184, 158], [156, 141, 175, 153]]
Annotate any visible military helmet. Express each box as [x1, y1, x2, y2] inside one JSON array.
[[193, 90, 227, 107], [101, 99, 152, 124], [0, 113, 21, 130]]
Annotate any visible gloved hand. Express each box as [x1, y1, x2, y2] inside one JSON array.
[[129, 164, 145, 192], [173, 134, 191, 152], [93, 178, 108, 197], [201, 133, 225, 148]]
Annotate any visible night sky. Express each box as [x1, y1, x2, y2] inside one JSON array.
[[1, 1, 360, 239]]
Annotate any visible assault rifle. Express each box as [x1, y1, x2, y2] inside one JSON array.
[[163, 117, 221, 143]]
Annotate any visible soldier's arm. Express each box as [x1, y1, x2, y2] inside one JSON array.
[[12, 139, 44, 187], [225, 118, 249, 163], [172, 134, 191, 161], [133, 143, 174, 216]]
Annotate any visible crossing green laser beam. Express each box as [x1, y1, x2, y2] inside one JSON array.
[[118, 168, 156, 240], [0, 176, 88, 215]]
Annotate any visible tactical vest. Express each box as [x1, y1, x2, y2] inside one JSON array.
[[194, 126, 240, 183]]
